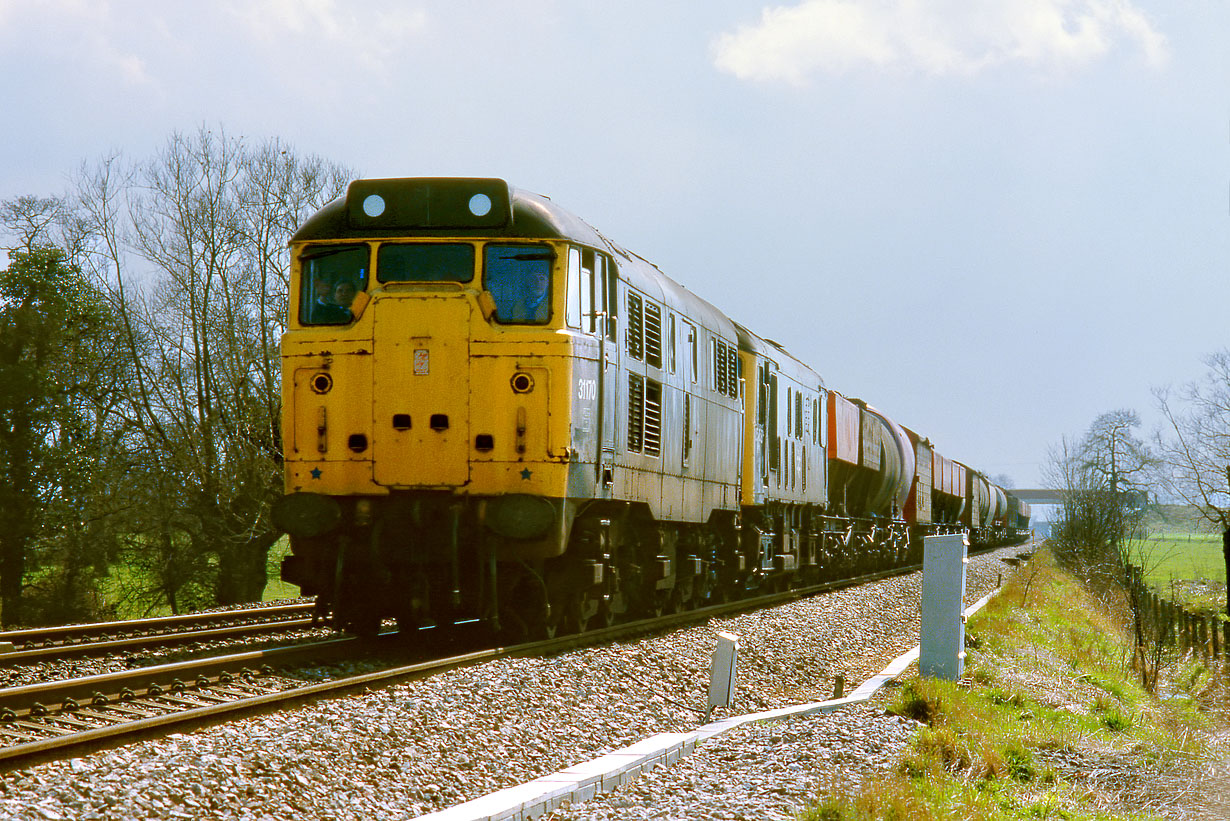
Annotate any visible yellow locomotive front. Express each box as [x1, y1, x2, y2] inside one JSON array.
[[274, 178, 599, 635]]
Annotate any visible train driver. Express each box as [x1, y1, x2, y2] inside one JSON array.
[[310, 276, 336, 321], [515, 267, 551, 322], [486, 247, 552, 323], [314, 280, 358, 324]]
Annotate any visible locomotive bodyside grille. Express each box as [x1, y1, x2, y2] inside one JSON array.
[[644, 301, 662, 369], [627, 372, 644, 453], [643, 378, 662, 458]]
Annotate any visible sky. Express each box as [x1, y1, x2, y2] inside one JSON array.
[[1, 0, 1226, 491]]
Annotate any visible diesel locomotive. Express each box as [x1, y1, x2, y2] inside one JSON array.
[[272, 178, 1030, 636]]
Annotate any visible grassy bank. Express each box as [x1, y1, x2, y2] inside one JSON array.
[[800, 547, 1226, 820]]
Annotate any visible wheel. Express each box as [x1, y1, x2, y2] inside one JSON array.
[[346, 609, 381, 638], [596, 600, 617, 629], [562, 590, 600, 634], [652, 590, 682, 617]]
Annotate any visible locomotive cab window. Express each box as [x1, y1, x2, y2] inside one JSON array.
[[484, 244, 554, 324], [377, 243, 474, 283], [566, 247, 596, 331], [299, 244, 370, 326], [566, 247, 606, 333]]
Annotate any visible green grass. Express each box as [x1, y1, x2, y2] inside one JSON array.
[[797, 548, 1215, 821], [262, 536, 301, 601], [1137, 534, 1224, 586], [99, 537, 301, 620]]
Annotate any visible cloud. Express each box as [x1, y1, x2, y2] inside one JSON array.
[[228, 0, 428, 66], [712, 0, 1169, 83], [218, 0, 430, 100], [0, 0, 153, 85]]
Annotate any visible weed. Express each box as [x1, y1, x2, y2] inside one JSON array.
[[1002, 740, 1037, 781], [1177, 661, 1210, 696], [915, 726, 971, 773], [987, 687, 1027, 708], [890, 679, 944, 725], [1099, 707, 1133, 732], [1087, 674, 1127, 702], [802, 797, 851, 821], [968, 663, 994, 685]]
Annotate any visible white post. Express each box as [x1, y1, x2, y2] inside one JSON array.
[[707, 631, 739, 717], [920, 533, 968, 680]]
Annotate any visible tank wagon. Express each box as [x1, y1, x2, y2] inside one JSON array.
[[272, 178, 1030, 636]]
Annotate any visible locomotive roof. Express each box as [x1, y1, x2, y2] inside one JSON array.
[[291, 178, 609, 246], [733, 322, 824, 389]]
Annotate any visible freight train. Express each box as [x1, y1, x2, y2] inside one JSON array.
[[271, 178, 1030, 637]]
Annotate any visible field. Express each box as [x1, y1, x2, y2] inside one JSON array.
[[1132, 505, 1225, 598], [1138, 533, 1225, 586]]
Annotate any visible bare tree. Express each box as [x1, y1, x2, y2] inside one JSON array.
[[1045, 413, 1159, 688], [70, 127, 350, 611], [0, 195, 92, 267], [0, 196, 65, 256], [0, 130, 350, 621], [1081, 409, 1154, 498], [1155, 350, 1230, 613]]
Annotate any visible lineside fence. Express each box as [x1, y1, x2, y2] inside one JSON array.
[[1124, 564, 1228, 663]]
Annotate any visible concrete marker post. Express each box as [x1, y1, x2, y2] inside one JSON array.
[[920, 533, 968, 681], [707, 631, 739, 719]]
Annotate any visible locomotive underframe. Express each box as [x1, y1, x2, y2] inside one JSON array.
[[279, 490, 988, 637]]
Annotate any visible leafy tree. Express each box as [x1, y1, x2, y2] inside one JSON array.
[[0, 246, 127, 625]]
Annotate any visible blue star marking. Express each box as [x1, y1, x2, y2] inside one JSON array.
[[520, 468, 532, 480], [310, 467, 323, 479]]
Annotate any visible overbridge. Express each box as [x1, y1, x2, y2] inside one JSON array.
[[1007, 489, 1065, 506]]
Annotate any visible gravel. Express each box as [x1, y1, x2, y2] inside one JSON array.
[[544, 698, 916, 821], [0, 547, 1021, 820]]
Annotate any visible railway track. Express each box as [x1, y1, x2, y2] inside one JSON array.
[[0, 602, 321, 666], [0, 553, 1005, 772]]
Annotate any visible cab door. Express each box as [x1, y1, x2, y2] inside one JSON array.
[[371, 294, 471, 487], [597, 254, 618, 493]]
